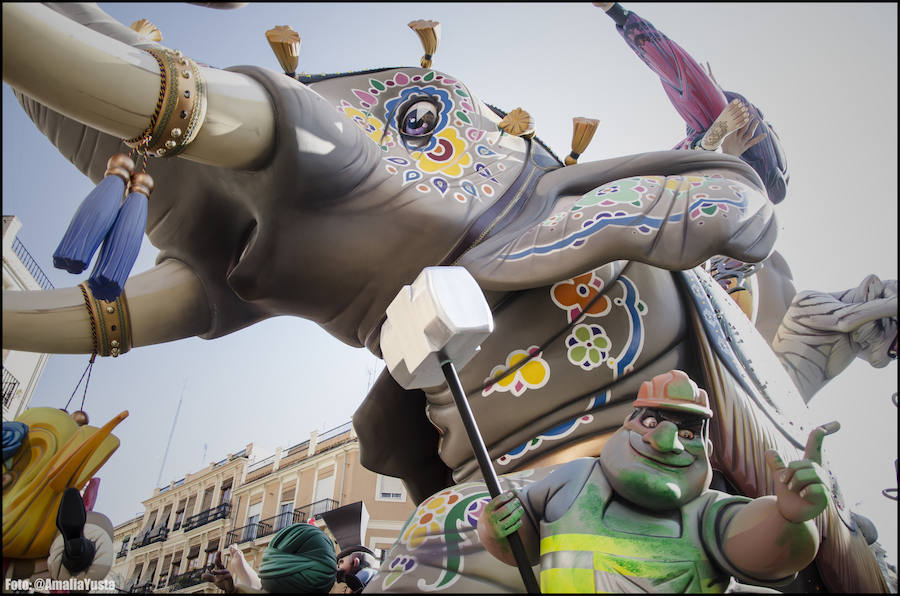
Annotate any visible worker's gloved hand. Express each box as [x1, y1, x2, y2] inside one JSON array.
[[482, 491, 525, 541]]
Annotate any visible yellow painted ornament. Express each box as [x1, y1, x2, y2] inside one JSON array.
[[2, 408, 127, 559]]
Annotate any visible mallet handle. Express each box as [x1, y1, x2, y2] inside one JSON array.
[[441, 361, 542, 594]]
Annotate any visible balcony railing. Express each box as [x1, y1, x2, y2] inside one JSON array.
[[182, 502, 230, 532], [2, 368, 20, 409], [225, 508, 308, 547], [116, 546, 129, 559], [299, 498, 339, 519], [130, 527, 168, 550], [128, 580, 156, 593], [166, 564, 213, 591], [318, 421, 353, 443], [11, 236, 54, 290]]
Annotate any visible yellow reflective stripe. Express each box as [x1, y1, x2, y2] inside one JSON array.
[[541, 532, 692, 560], [540, 567, 595, 593]]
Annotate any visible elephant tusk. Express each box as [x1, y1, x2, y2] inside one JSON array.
[[1, 3, 275, 170], [2, 259, 211, 355]]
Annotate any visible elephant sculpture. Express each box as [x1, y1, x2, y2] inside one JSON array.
[[1, 3, 891, 593]]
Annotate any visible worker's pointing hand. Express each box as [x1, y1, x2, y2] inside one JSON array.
[[765, 421, 839, 523]]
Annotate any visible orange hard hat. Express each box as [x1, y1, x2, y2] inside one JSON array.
[[632, 370, 713, 419]]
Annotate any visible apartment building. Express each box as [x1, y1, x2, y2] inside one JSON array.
[[2, 215, 53, 420], [111, 444, 251, 593], [111, 422, 415, 593]]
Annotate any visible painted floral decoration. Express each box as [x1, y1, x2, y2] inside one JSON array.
[[482, 347, 550, 397], [413, 127, 472, 178], [551, 271, 612, 323], [400, 489, 462, 549], [382, 555, 417, 590], [566, 324, 611, 370], [338, 101, 394, 149], [464, 496, 491, 528]]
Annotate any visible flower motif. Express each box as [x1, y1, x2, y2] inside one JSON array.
[[573, 176, 648, 210], [688, 195, 732, 220], [551, 271, 611, 323], [566, 324, 611, 370], [382, 555, 417, 590], [482, 347, 550, 397], [664, 175, 705, 192], [340, 102, 393, 148], [414, 128, 472, 177], [464, 497, 491, 528], [400, 490, 462, 549]]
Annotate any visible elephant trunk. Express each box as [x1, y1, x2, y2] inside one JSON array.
[[2, 259, 211, 355]]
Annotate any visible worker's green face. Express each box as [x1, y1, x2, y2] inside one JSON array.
[[599, 408, 712, 510]]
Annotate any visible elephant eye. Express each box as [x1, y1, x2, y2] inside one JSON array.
[[400, 100, 438, 137], [678, 429, 695, 440], [641, 416, 658, 429]]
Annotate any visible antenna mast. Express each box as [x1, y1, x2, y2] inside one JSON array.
[[156, 379, 186, 489]]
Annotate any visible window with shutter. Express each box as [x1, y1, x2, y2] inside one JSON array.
[[220, 481, 233, 505], [130, 563, 143, 586], [160, 554, 172, 582], [205, 537, 220, 566], [376, 474, 406, 501], [144, 559, 158, 585], [187, 544, 201, 569]]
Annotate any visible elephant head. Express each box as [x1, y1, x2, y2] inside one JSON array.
[[2, 2, 774, 358]]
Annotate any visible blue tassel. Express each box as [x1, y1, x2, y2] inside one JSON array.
[[53, 155, 134, 274], [87, 173, 153, 301]]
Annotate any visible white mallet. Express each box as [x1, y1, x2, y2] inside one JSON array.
[[381, 266, 541, 593]]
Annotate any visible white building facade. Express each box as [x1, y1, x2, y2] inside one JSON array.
[[2, 215, 53, 420]]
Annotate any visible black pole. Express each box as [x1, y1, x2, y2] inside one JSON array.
[[441, 360, 541, 594]]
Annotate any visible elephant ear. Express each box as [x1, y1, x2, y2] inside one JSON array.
[[458, 150, 776, 292], [353, 370, 453, 505]]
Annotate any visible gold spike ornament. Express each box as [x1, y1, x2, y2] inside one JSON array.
[[565, 117, 600, 165], [498, 108, 535, 138], [266, 25, 302, 76], [130, 18, 162, 42], [408, 20, 441, 69]]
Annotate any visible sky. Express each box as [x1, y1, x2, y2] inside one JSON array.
[[3, 2, 897, 568]]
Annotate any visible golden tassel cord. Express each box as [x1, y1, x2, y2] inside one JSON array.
[[408, 20, 440, 68], [498, 107, 535, 138], [266, 25, 302, 76], [565, 117, 600, 165]]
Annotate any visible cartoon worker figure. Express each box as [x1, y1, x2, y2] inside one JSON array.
[[478, 369, 834, 593]]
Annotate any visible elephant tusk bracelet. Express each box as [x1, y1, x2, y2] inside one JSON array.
[[125, 48, 207, 158], [79, 282, 133, 358]]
